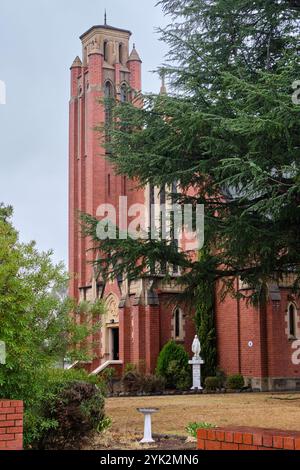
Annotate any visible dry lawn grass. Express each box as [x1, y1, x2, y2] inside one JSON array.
[[106, 393, 300, 439]]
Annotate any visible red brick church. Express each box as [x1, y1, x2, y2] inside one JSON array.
[[69, 21, 300, 391]]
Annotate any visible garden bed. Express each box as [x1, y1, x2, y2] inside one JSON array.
[[106, 387, 253, 398]]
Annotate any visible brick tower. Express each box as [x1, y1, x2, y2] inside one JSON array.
[[68, 21, 196, 375], [69, 21, 142, 301]]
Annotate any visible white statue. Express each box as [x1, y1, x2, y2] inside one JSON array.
[[192, 335, 201, 359]]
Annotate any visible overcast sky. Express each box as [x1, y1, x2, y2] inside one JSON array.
[[0, 0, 168, 265]]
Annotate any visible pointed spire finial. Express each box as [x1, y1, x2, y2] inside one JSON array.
[[104, 9, 107, 25], [128, 44, 142, 63]]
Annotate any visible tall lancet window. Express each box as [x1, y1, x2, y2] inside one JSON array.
[[120, 83, 128, 103], [175, 308, 181, 338], [173, 308, 184, 341], [160, 185, 166, 238], [288, 303, 297, 338], [160, 185, 167, 274], [119, 44, 124, 64], [171, 181, 179, 274], [149, 185, 155, 235], [149, 185, 155, 274], [105, 81, 113, 145], [104, 41, 108, 62]]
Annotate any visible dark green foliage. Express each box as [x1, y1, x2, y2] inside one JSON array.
[[196, 288, 217, 380], [122, 361, 166, 394], [140, 374, 166, 394], [122, 370, 165, 394], [204, 376, 221, 391], [35, 373, 105, 450], [0, 205, 104, 447], [101, 367, 117, 394], [122, 370, 144, 393], [226, 374, 245, 390], [195, 250, 217, 379], [156, 341, 190, 390], [167, 360, 191, 390], [216, 368, 227, 388], [24, 368, 105, 449]]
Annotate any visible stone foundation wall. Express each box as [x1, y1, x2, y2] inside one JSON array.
[[249, 376, 300, 392]]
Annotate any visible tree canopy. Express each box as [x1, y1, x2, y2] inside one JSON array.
[[0, 204, 102, 404]]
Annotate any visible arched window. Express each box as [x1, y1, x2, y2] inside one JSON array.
[[149, 185, 155, 274], [107, 174, 111, 197], [159, 185, 167, 273], [175, 308, 181, 339], [105, 80, 113, 99], [104, 41, 108, 62], [105, 81, 113, 144], [173, 308, 184, 340], [149, 184, 155, 233], [119, 43, 124, 64], [120, 83, 128, 103], [170, 181, 179, 273], [288, 303, 297, 338]]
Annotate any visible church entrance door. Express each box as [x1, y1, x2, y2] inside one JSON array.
[[111, 327, 119, 361]]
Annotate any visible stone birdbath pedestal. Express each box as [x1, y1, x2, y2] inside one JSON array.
[[189, 335, 205, 390], [137, 408, 159, 444]]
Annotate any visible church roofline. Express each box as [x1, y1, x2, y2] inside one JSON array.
[[80, 24, 132, 40]]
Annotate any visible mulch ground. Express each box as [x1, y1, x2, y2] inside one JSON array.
[[84, 431, 196, 450]]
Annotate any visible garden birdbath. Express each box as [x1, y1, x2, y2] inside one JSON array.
[[137, 408, 159, 444]]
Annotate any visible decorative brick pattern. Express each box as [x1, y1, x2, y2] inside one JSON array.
[[0, 400, 23, 450], [198, 426, 300, 451]]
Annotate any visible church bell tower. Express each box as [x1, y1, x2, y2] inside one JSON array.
[[68, 20, 142, 301]]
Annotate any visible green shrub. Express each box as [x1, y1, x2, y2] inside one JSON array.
[[166, 360, 191, 390], [122, 370, 165, 394], [125, 363, 137, 374], [122, 370, 144, 393], [186, 422, 217, 438], [25, 368, 107, 449], [226, 374, 244, 390], [39, 380, 105, 449], [216, 367, 226, 388], [101, 367, 117, 393], [97, 416, 112, 433], [156, 341, 190, 389], [141, 374, 166, 393], [205, 376, 220, 391]]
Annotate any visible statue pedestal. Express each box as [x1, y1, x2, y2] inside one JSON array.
[[189, 357, 204, 390]]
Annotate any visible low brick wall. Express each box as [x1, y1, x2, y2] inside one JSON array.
[[0, 400, 23, 450], [198, 426, 300, 451]]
